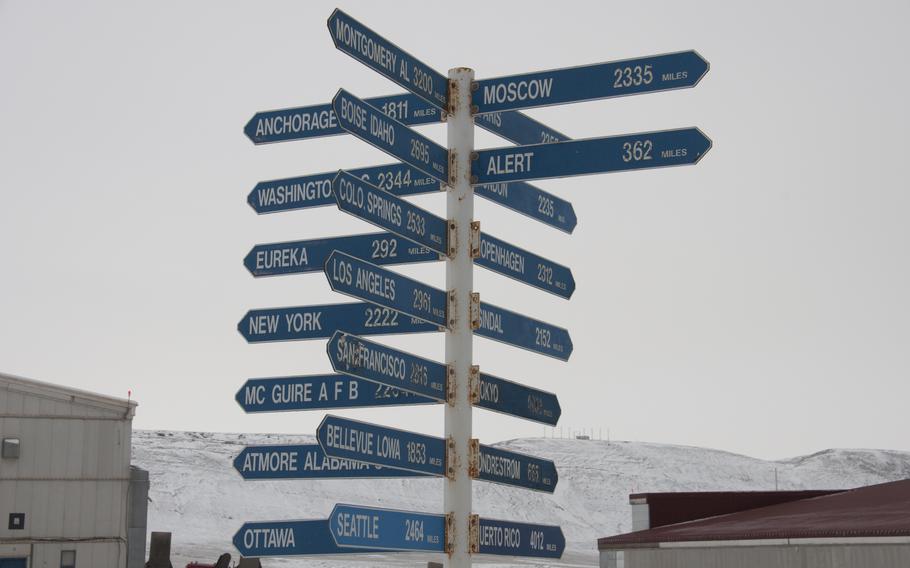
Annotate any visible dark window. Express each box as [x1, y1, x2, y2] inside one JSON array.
[[8, 513, 25, 530], [60, 550, 76, 568]]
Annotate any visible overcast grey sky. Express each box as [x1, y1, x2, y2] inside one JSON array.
[[1, 0, 908, 460]]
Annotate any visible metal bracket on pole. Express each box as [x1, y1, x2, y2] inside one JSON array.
[[445, 512, 455, 555], [469, 292, 481, 330], [447, 220, 457, 258], [468, 514, 480, 554], [446, 365, 457, 406], [468, 365, 480, 404], [447, 289, 457, 329], [469, 221, 480, 259], [468, 438, 480, 479], [446, 436, 458, 480]]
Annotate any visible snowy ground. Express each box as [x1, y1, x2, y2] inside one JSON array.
[[132, 430, 910, 567]]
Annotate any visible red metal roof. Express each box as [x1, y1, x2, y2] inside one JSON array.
[[631, 490, 844, 529], [599, 480, 910, 549]]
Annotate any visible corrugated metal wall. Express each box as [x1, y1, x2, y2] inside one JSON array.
[[0, 379, 133, 568]]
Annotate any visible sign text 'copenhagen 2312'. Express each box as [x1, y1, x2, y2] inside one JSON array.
[[326, 331, 561, 425]]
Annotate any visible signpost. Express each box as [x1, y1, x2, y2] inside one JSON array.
[[473, 50, 710, 114], [329, 504, 445, 552], [237, 303, 440, 343], [233, 519, 385, 557], [324, 251, 448, 327], [234, 444, 430, 480], [326, 331, 447, 401], [333, 170, 448, 256], [477, 302, 573, 360], [474, 128, 713, 185], [239, 6, 711, 566], [235, 374, 435, 413], [244, 233, 439, 278], [333, 89, 449, 183]]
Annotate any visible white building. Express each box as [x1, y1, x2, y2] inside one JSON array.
[[0, 373, 148, 568]]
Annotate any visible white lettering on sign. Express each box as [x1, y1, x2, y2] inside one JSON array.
[[333, 19, 398, 76], [256, 246, 308, 270], [243, 527, 296, 550], [254, 109, 337, 137], [479, 183, 508, 197], [339, 97, 368, 131], [480, 239, 525, 275], [479, 308, 503, 334], [355, 265, 396, 301], [335, 337, 407, 381], [302, 449, 374, 472], [242, 450, 298, 473], [248, 314, 278, 336], [479, 451, 521, 480], [479, 379, 499, 403], [255, 179, 332, 207], [284, 312, 322, 333], [335, 512, 381, 540], [326, 424, 374, 456], [482, 78, 554, 106], [366, 190, 404, 226], [479, 524, 521, 549], [370, 114, 395, 145], [486, 152, 534, 176]]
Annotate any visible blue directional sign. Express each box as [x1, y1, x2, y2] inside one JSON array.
[[475, 111, 569, 146], [477, 302, 573, 361], [233, 519, 385, 557], [477, 232, 575, 299], [333, 89, 449, 184], [478, 518, 565, 559], [475, 372, 560, 426], [475, 181, 577, 234], [317, 415, 445, 476], [329, 504, 445, 552], [474, 50, 710, 114], [244, 93, 441, 145], [477, 444, 557, 493], [333, 170, 448, 255], [327, 331, 447, 401], [235, 374, 436, 413], [325, 251, 448, 327], [248, 162, 439, 215], [233, 444, 431, 480], [244, 233, 440, 278], [237, 303, 440, 343], [474, 127, 712, 185], [328, 9, 448, 109]]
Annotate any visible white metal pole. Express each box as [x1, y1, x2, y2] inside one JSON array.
[[445, 66, 474, 568]]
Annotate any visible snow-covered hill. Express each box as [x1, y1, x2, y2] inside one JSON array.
[[132, 430, 910, 567]]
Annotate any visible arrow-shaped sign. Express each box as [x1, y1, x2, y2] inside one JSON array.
[[244, 233, 440, 278], [474, 180, 577, 234], [318, 415, 558, 492], [325, 250, 448, 327], [473, 50, 710, 114], [475, 110, 570, 146], [328, 9, 448, 109], [326, 331, 447, 401], [333, 170, 448, 256], [234, 374, 436, 413], [329, 504, 445, 552], [233, 444, 431, 480], [476, 232, 575, 299], [233, 519, 385, 557], [474, 127, 712, 185], [328, 331, 561, 425], [237, 303, 440, 343], [477, 302, 573, 361], [477, 517, 565, 559], [333, 89, 448, 183]]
